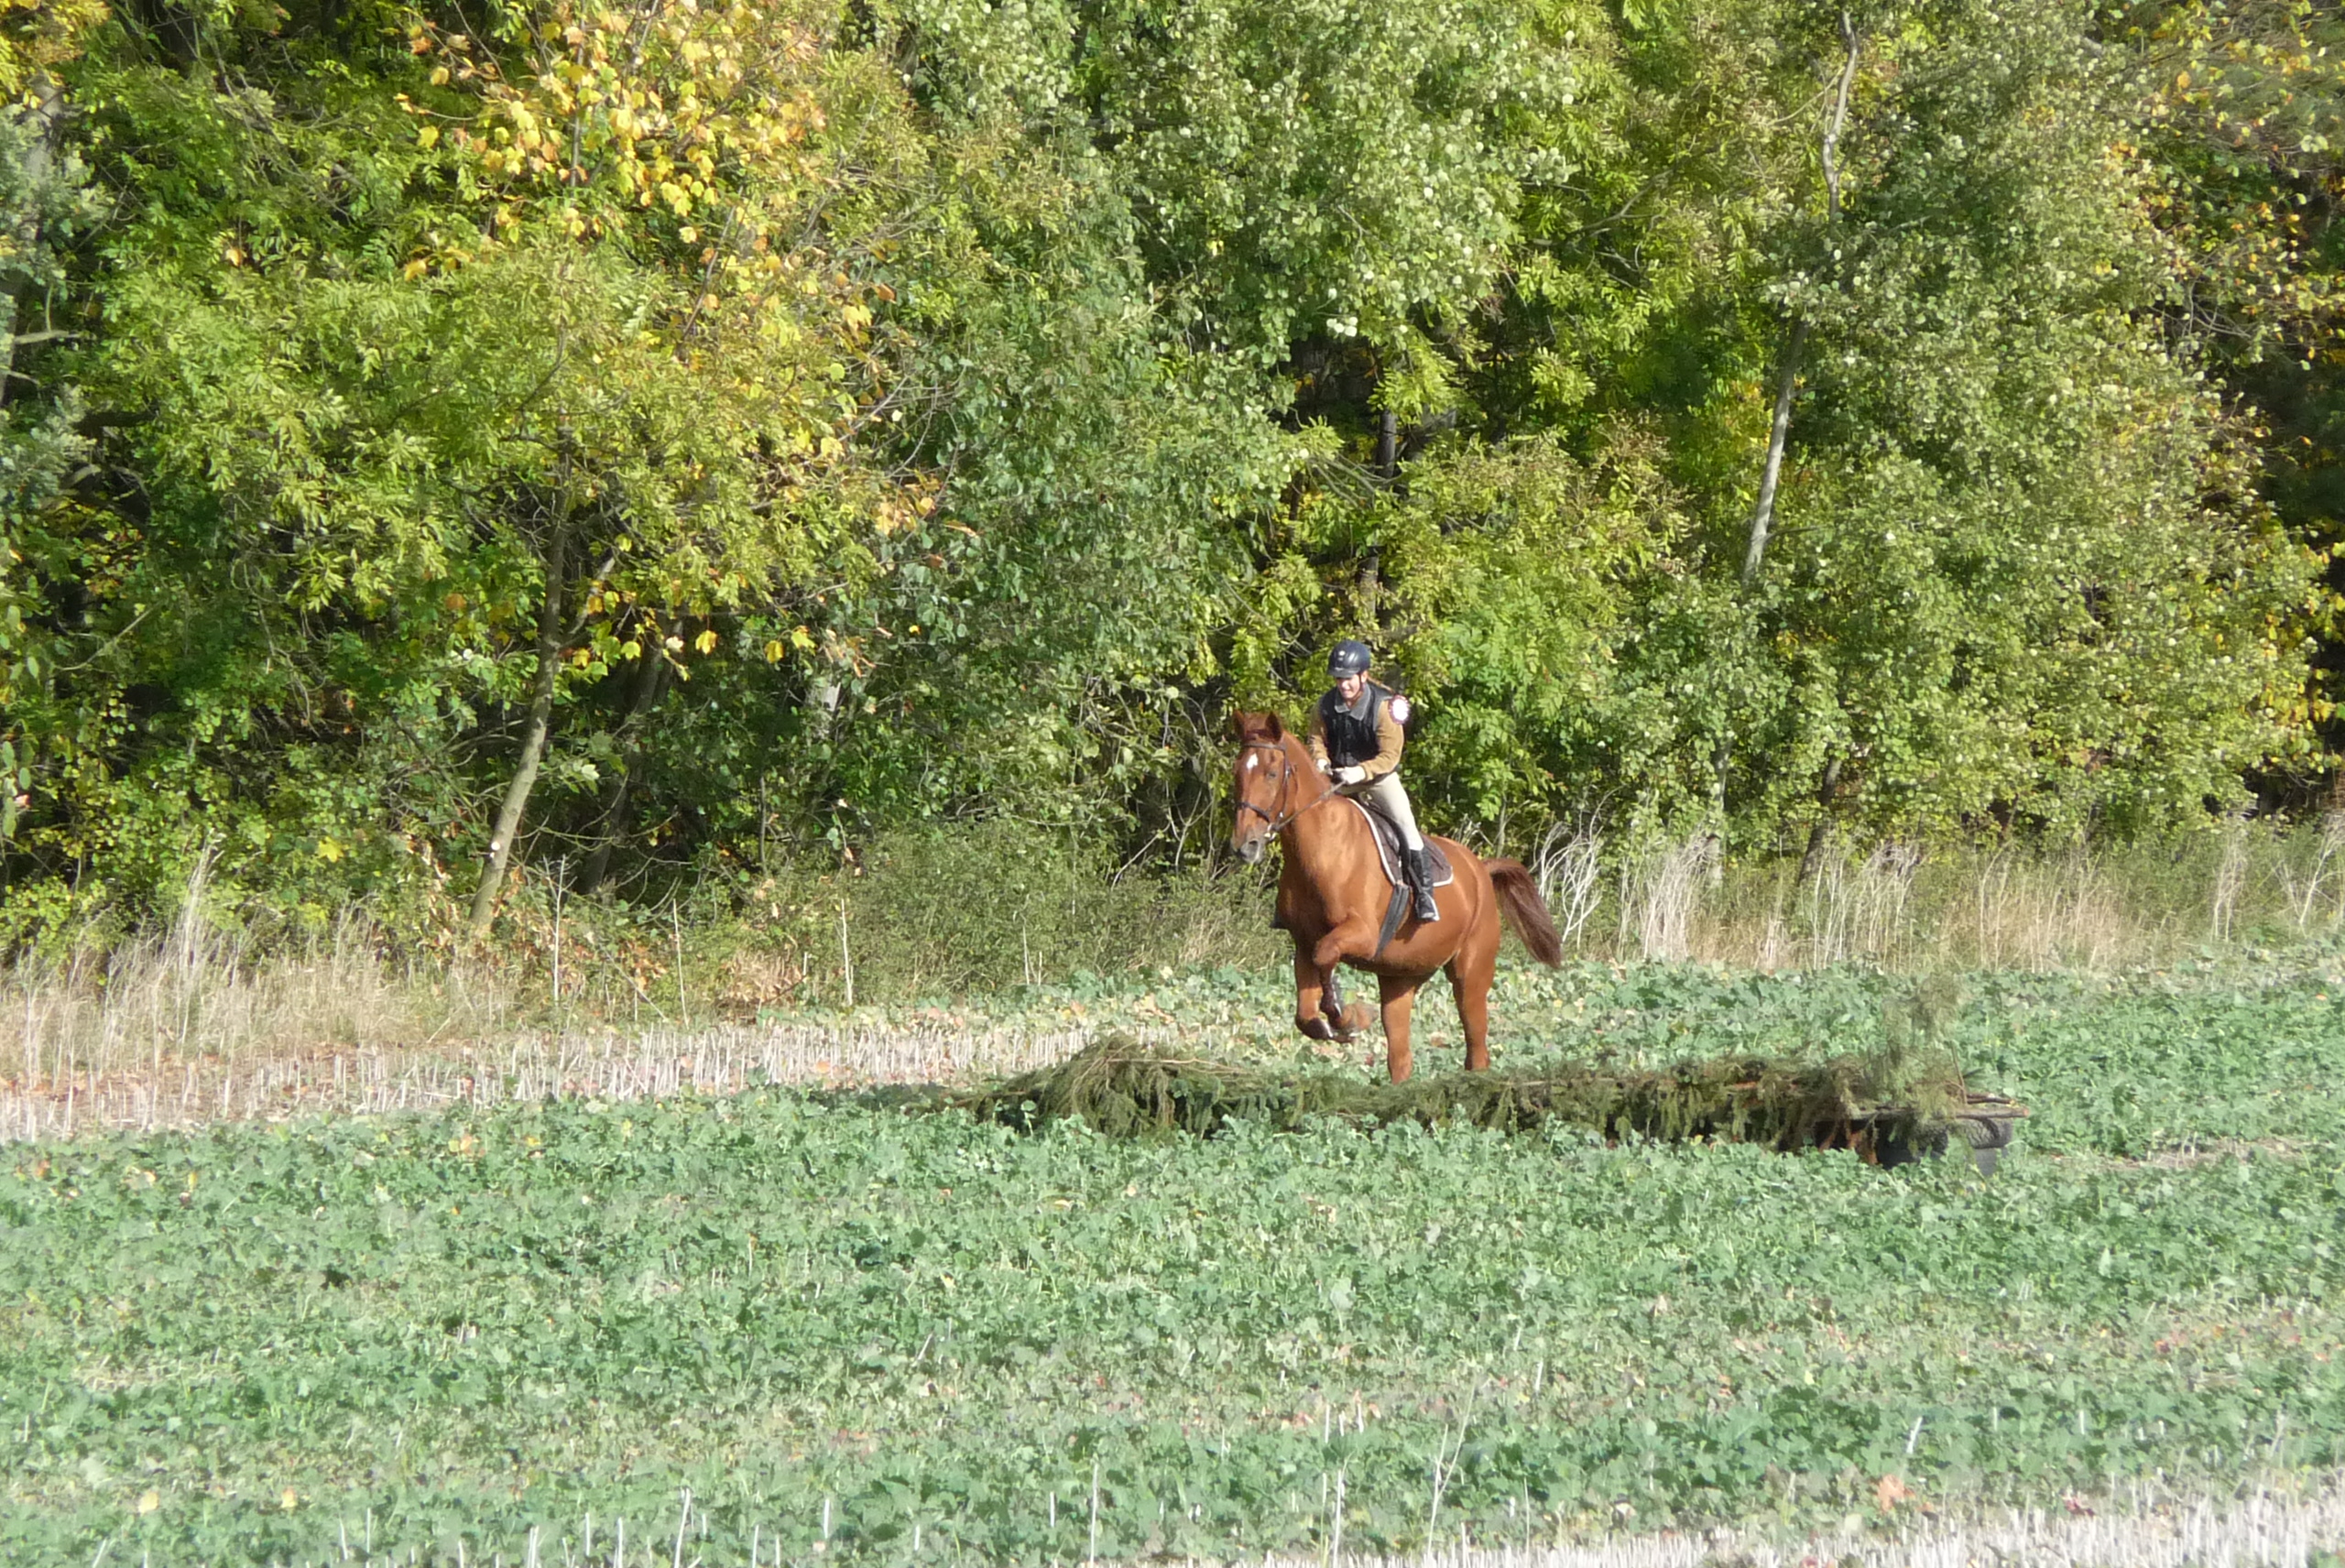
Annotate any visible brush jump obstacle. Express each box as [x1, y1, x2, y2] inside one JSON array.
[[1229, 710, 1566, 1083], [959, 1037, 2026, 1171]]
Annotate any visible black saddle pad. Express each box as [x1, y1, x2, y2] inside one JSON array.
[[1347, 799, 1455, 889]]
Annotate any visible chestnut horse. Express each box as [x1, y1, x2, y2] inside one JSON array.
[[1228, 711, 1563, 1083]]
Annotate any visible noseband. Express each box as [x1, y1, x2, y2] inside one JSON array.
[[1235, 740, 1335, 837]]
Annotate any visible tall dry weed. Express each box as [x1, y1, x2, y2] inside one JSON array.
[[1596, 821, 2329, 972], [2210, 818, 2251, 944], [1933, 850, 2130, 972], [1531, 818, 1605, 953], [2279, 811, 2345, 928], [5, 917, 517, 1124], [1617, 831, 1719, 961], [1795, 842, 1922, 966]]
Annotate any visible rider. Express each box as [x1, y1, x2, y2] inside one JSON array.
[[1307, 639, 1440, 923]]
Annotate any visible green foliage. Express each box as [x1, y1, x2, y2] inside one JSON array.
[[1, 955, 2340, 1560], [1334, 0, 2324, 844], [2110, 0, 2345, 589], [0, 0, 2340, 933]]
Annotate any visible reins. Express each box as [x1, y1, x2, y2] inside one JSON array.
[[1237, 740, 1336, 836]]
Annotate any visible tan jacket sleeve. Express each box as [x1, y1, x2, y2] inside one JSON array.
[[1305, 702, 1331, 771], [1361, 701, 1405, 781]]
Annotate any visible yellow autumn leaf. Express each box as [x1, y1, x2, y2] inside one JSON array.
[[281, 1487, 300, 1511], [693, 629, 718, 654], [417, 123, 440, 148], [764, 639, 786, 663], [137, 1489, 160, 1516]]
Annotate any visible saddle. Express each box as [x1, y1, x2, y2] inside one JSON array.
[[1347, 798, 1453, 889]]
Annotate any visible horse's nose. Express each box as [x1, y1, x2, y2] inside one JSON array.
[[1236, 837, 1265, 866]]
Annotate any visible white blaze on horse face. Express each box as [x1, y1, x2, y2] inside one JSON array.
[[1232, 748, 1272, 862]]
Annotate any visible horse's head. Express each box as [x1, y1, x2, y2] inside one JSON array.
[[1228, 712, 1297, 865]]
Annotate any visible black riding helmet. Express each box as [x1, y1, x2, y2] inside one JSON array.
[[1327, 639, 1373, 679]]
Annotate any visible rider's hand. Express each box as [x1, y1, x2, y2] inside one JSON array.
[[1335, 765, 1368, 786]]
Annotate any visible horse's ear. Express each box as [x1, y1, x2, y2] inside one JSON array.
[[1232, 710, 1286, 742]]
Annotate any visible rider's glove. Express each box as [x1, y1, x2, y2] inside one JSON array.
[[1335, 765, 1368, 786]]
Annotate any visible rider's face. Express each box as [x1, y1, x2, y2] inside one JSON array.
[[1335, 671, 1366, 704]]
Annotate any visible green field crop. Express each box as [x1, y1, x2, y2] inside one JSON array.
[[2, 956, 2340, 1564]]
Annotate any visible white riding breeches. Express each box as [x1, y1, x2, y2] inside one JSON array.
[[1341, 772, 1425, 851]]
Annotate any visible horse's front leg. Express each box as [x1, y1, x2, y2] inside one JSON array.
[[1305, 925, 1378, 1040], [1318, 964, 1374, 1040], [1292, 947, 1338, 1041]]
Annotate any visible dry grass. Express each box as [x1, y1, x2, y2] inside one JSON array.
[[0, 1015, 1148, 1143], [4, 917, 516, 1116], [1293, 1471, 2345, 1566], [1580, 825, 2345, 972], [0, 912, 1153, 1144], [333, 1471, 2345, 1568], [1616, 832, 1720, 962], [0, 947, 1143, 1142]]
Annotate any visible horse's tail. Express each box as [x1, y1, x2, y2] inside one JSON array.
[[1486, 858, 1565, 967]]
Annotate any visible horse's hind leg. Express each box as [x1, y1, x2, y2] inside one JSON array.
[[1447, 917, 1500, 1072], [1378, 972, 1422, 1084]]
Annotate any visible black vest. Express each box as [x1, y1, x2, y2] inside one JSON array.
[[1319, 682, 1391, 768]]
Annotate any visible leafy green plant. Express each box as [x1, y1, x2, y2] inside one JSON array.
[[0, 952, 2340, 1563]]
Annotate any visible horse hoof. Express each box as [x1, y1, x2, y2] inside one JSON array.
[[1297, 1018, 1337, 1041]]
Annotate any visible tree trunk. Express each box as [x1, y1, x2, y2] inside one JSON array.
[[1794, 755, 1845, 887], [0, 74, 65, 410], [577, 648, 671, 894], [467, 488, 574, 939], [1740, 14, 1858, 588], [1356, 405, 1399, 628], [1740, 319, 1806, 587]]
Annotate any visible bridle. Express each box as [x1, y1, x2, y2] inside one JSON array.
[[1234, 740, 1335, 838]]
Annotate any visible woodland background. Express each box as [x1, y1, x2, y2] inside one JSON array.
[[2, 0, 2342, 972]]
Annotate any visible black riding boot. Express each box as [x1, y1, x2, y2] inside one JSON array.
[[1404, 846, 1441, 923]]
